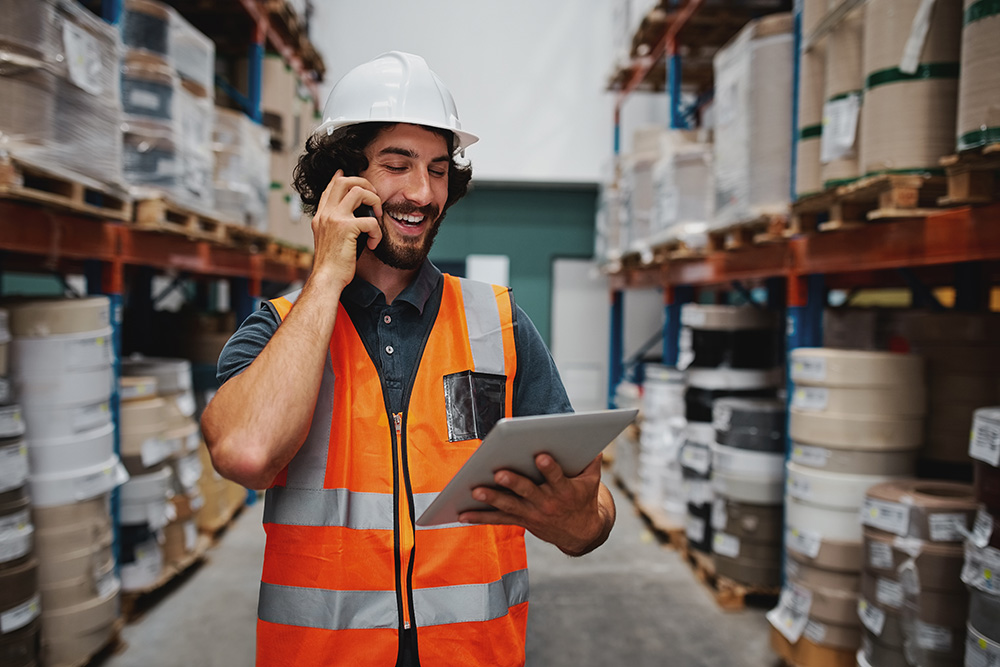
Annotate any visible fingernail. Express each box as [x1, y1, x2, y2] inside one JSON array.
[[474, 490, 487, 501]]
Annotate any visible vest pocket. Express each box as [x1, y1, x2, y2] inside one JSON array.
[[443, 371, 506, 442]]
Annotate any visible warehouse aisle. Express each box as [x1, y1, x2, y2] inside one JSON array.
[[98, 480, 776, 667]]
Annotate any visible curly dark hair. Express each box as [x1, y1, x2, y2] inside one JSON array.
[[292, 122, 473, 217]]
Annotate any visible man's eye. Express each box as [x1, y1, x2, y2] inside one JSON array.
[[385, 165, 406, 172], [430, 169, 447, 178]]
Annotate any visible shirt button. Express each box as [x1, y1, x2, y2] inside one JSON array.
[[384, 315, 392, 324], [385, 345, 394, 355]]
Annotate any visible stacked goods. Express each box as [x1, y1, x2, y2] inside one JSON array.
[[710, 398, 785, 587], [956, 0, 1000, 151], [965, 408, 1000, 666], [120, 0, 215, 212], [177, 310, 237, 368], [712, 13, 793, 226], [595, 183, 628, 266], [0, 0, 123, 186], [860, 0, 963, 176], [612, 381, 642, 496], [858, 480, 978, 667], [820, 0, 864, 188], [796, 0, 827, 198], [213, 107, 271, 231], [622, 127, 665, 258], [638, 365, 687, 524], [773, 348, 924, 660], [650, 130, 713, 250], [6, 298, 126, 666], [679, 304, 781, 554]]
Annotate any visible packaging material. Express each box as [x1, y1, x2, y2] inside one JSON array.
[[820, 1, 864, 187], [122, 0, 214, 95], [796, 0, 827, 198], [213, 107, 270, 230], [957, 0, 1000, 150], [712, 13, 794, 226], [595, 182, 628, 266], [0, 0, 124, 188], [649, 131, 714, 251], [860, 0, 963, 175], [637, 365, 687, 521]]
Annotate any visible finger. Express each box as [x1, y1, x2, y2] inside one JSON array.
[[316, 169, 343, 214], [534, 454, 566, 487], [577, 455, 603, 479], [458, 509, 523, 526], [473, 485, 528, 515], [493, 469, 543, 502]]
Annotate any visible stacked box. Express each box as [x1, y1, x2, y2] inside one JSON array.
[[595, 183, 628, 267], [650, 131, 713, 252], [611, 381, 642, 495], [213, 107, 271, 231], [965, 409, 1000, 667], [957, 0, 1000, 151], [712, 13, 794, 226], [0, 0, 123, 187], [820, 0, 863, 188], [796, 0, 826, 198], [638, 365, 687, 523]]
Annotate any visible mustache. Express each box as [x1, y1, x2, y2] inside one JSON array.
[[383, 203, 440, 222]]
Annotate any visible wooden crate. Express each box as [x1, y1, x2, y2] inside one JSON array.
[[0, 155, 131, 221], [132, 197, 228, 243]]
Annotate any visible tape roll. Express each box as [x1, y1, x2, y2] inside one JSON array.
[[714, 553, 781, 587], [0, 617, 39, 667], [680, 304, 777, 331], [25, 423, 115, 476], [862, 527, 964, 592], [967, 621, 1000, 666], [4, 297, 110, 337], [862, 480, 978, 542], [791, 384, 925, 417], [0, 405, 24, 440], [970, 589, 1000, 644], [713, 471, 782, 505], [785, 554, 860, 592], [713, 397, 785, 453], [860, 631, 906, 667], [685, 368, 781, 391], [786, 462, 902, 511], [712, 443, 784, 479], [790, 407, 923, 451], [789, 442, 916, 475], [719, 500, 783, 542], [787, 494, 864, 544], [788, 578, 858, 625], [801, 618, 860, 651], [790, 348, 924, 388], [975, 462, 1000, 513]]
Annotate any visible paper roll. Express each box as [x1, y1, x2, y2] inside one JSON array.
[[790, 384, 925, 417], [713, 397, 785, 453], [787, 494, 863, 543], [713, 471, 783, 505], [4, 297, 110, 337], [862, 480, 978, 542], [863, 527, 964, 592], [719, 499, 783, 542], [713, 443, 784, 478], [788, 578, 858, 625], [970, 588, 1000, 644], [789, 442, 916, 475], [861, 570, 968, 626], [785, 554, 860, 592], [790, 348, 924, 388], [714, 553, 781, 587], [790, 408, 923, 451], [680, 304, 777, 331], [786, 461, 902, 510]]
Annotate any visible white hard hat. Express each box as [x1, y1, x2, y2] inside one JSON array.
[[314, 51, 478, 154]]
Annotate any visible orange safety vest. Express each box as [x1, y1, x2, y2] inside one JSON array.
[[257, 275, 527, 666]]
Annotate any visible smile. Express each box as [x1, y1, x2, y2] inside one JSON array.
[[390, 212, 425, 227]]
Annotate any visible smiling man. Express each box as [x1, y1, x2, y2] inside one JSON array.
[[200, 52, 616, 667]]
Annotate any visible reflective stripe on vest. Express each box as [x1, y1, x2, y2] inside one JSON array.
[[264, 486, 467, 531]]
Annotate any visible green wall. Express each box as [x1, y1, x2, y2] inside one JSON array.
[[429, 184, 598, 345]]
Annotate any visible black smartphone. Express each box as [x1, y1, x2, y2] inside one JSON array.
[[354, 204, 374, 259]]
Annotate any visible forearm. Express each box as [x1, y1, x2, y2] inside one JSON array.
[[201, 270, 344, 488]]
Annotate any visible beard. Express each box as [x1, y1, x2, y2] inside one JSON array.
[[372, 204, 444, 270]]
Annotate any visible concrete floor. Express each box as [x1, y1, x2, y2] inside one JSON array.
[[97, 479, 778, 666]]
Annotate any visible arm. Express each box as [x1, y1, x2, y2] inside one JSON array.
[[200, 172, 382, 489]]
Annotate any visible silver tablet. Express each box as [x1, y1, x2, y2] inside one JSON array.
[[415, 408, 638, 526]]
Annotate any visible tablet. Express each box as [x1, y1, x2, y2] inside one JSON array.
[[415, 408, 638, 526]]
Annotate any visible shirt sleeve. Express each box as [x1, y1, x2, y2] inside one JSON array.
[[512, 305, 574, 417], [215, 306, 280, 385]]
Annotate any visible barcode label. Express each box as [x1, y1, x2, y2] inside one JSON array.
[[861, 498, 911, 536], [914, 620, 952, 651], [868, 540, 894, 570], [972, 508, 995, 548], [712, 403, 733, 433], [970, 413, 1000, 466], [792, 386, 829, 411], [875, 577, 904, 609], [766, 584, 813, 643], [786, 526, 822, 558], [858, 598, 886, 636], [686, 516, 706, 543], [791, 356, 827, 382], [804, 620, 827, 644], [961, 543, 1000, 593], [786, 470, 812, 501], [713, 532, 741, 559], [681, 444, 711, 475], [929, 512, 969, 542], [791, 443, 830, 468]]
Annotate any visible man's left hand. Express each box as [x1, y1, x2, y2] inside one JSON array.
[[458, 454, 615, 557]]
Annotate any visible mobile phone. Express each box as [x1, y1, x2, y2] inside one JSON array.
[[354, 204, 375, 259]]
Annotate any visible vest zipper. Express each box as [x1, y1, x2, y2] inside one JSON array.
[[394, 411, 414, 630]]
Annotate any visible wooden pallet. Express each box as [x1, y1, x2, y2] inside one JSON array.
[[198, 496, 247, 538], [266, 241, 313, 269], [120, 534, 213, 622], [648, 238, 708, 263], [678, 542, 780, 611], [226, 224, 271, 252], [791, 173, 949, 233], [0, 156, 131, 221], [706, 213, 789, 252], [770, 625, 857, 667], [132, 197, 228, 243], [68, 617, 126, 667], [939, 148, 1000, 206], [634, 499, 687, 549]]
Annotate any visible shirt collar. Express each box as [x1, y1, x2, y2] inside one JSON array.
[[342, 258, 442, 314]]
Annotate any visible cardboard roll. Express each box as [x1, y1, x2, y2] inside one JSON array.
[[711, 530, 782, 561], [15, 365, 114, 409], [716, 499, 783, 542], [0, 557, 37, 619], [39, 554, 115, 610], [788, 578, 858, 626], [790, 348, 924, 389], [957, 0, 1000, 151], [789, 408, 923, 451], [122, 356, 193, 396], [786, 461, 903, 511], [4, 298, 110, 338], [712, 397, 785, 453], [860, 570, 969, 625], [975, 462, 1000, 513], [687, 328, 778, 370], [20, 399, 111, 440], [0, 404, 25, 440], [0, 57, 58, 152], [10, 328, 112, 377], [859, 632, 906, 667], [713, 470, 783, 505], [970, 589, 1000, 644], [863, 480, 977, 542], [785, 554, 860, 592], [712, 443, 784, 479], [39, 577, 119, 640], [862, 527, 964, 592], [0, 487, 32, 568], [120, 375, 159, 403], [787, 494, 864, 544], [686, 386, 777, 423], [927, 373, 1000, 405], [33, 518, 112, 563], [789, 442, 916, 476], [791, 383, 926, 418], [680, 304, 777, 331], [31, 494, 110, 531], [0, 616, 39, 667], [25, 423, 114, 477], [713, 552, 781, 587], [802, 618, 860, 651], [36, 527, 112, 588], [0, 440, 28, 494], [685, 368, 781, 391], [28, 455, 126, 508]]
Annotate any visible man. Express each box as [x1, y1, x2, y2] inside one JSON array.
[[201, 51, 615, 667]]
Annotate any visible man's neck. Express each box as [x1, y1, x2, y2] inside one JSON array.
[[355, 252, 420, 304]]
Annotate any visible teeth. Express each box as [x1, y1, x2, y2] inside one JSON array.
[[392, 213, 424, 225]]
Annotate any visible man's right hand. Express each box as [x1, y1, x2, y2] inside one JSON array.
[[311, 169, 383, 290]]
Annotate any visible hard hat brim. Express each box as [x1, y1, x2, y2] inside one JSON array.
[[313, 118, 479, 155]]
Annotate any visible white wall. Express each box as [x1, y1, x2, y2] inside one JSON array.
[[309, 1, 667, 185]]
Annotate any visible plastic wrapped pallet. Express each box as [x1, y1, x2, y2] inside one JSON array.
[[596, 183, 628, 267], [796, 0, 827, 198], [860, 0, 963, 176], [122, 0, 214, 96], [651, 131, 713, 249], [712, 13, 794, 227], [213, 107, 270, 230], [0, 0, 123, 188], [957, 0, 1000, 151], [820, 1, 864, 188]]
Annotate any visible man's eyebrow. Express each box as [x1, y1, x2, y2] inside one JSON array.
[[378, 146, 450, 163]]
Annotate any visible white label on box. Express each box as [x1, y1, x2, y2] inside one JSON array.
[[62, 23, 103, 95], [75, 463, 116, 501], [966, 631, 1000, 667], [75, 401, 111, 432], [914, 621, 952, 652], [96, 570, 119, 599], [184, 520, 197, 552], [141, 437, 172, 468], [791, 443, 830, 468], [767, 584, 813, 643], [0, 378, 9, 405], [712, 403, 733, 433], [686, 516, 706, 543], [713, 532, 741, 558], [129, 88, 162, 111], [681, 444, 711, 475], [69, 335, 112, 369], [176, 454, 202, 490], [711, 498, 728, 531], [868, 540, 894, 570], [875, 577, 904, 609], [792, 387, 829, 412], [929, 512, 969, 542], [792, 356, 827, 382], [0, 443, 28, 493], [787, 526, 823, 558], [970, 414, 1000, 466], [858, 598, 887, 636], [972, 508, 995, 549], [0, 594, 40, 633], [898, 560, 921, 596], [786, 471, 812, 501], [0, 409, 23, 440], [804, 620, 827, 644], [0, 510, 32, 564], [961, 544, 1000, 593], [820, 93, 861, 163], [862, 498, 911, 536]]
